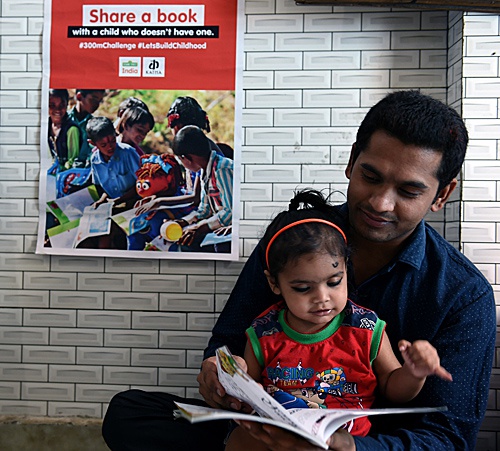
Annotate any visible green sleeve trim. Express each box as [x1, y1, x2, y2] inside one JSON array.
[[370, 319, 386, 365], [246, 326, 264, 367]]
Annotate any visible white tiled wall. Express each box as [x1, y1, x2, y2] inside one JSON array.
[[0, 0, 498, 446]]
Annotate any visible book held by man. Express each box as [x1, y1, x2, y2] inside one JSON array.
[[174, 346, 446, 449]]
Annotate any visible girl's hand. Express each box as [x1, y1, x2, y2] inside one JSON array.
[[399, 340, 453, 381]]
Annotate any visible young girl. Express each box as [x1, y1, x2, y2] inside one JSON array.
[[225, 189, 452, 450], [116, 105, 155, 156]]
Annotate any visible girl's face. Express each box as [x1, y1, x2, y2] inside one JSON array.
[[122, 123, 151, 146], [49, 96, 67, 126], [266, 252, 348, 334]]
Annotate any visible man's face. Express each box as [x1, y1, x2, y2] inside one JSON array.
[[80, 91, 104, 114], [345, 130, 451, 247]]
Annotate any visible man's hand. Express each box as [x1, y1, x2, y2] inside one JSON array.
[[235, 423, 356, 451], [197, 356, 253, 413]]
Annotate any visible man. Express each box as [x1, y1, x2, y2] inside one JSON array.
[[102, 91, 495, 450]]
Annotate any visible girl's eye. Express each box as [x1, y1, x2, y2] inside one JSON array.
[[327, 279, 342, 287], [292, 286, 309, 293]]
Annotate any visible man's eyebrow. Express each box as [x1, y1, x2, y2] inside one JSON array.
[[360, 162, 429, 190]]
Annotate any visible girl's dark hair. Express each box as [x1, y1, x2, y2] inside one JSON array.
[[260, 189, 348, 279], [49, 89, 69, 104], [117, 97, 149, 118], [117, 106, 155, 133], [167, 96, 211, 132]]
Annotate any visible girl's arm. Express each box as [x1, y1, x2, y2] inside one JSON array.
[[373, 331, 452, 403]]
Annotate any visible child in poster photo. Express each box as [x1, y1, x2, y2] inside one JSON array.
[[116, 105, 155, 157]]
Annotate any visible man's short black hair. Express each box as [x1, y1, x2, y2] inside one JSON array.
[[353, 90, 468, 192]]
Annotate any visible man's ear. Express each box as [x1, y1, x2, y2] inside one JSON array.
[[264, 270, 281, 296], [431, 178, 457, 212], [345, 143, 356, 179]]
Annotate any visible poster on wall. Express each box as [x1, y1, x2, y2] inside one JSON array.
[[36, 0, 242, 261]]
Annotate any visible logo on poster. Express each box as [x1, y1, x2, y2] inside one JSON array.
[[119, 57, 141, 77], [143, 57, 165, 77]]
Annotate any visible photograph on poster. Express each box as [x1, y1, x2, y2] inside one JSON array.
[[36, 0, 242, 261]]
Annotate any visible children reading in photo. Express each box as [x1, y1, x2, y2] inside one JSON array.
[[172, 125, 233, 252], [225, 189, 452, 450], [87, 116, 140, 205], [48, 89, 82, 171]]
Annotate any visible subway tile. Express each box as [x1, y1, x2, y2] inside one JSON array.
[[0, 216, 38, 234], [331, 108, 369, 126], [305, 13, 361, 32], [464, 160, 500, 180], [0, 54, 27, 71], [275, 70, 330, 89], [0, 289, 48, 308], [0, 326, 47, 345], [275, 33, 332, 51], [75, 384, 127, 404], [2, 0, 44, 17], [1, 108, 39, 126], [0, 308, 22, 326], [245, 0, 275, 14], [462, 98, 498, 119], [78, 273, 131, 292], [242, 71, 274, 89], [465, 36, 500, 57], [244, 201, 288, 220], [50, 255, 105, 272], [49, 365, 102, 383], [277, 0, 333, 13], [78, 310, 131, 329], [463, 15, 499, 35], [465, 79, 500, 98], [247, 52, 302, 70], [159, 293, 214, 312], [0, 127, 26, 145], [362, 50, 419, 69], [132, 274, 185, 292], [24, 309, 76, 327], [27, 89, 41, 108], [243, 33, 274, 52], [274, 146, 329, 164], [158, 368, 199, 387], [392, 30, 447, 50], [22, 383, 74, 401], [276, 108, 330, 127], [77, 348, 130, 366], [333, 32, 390, 51], [132, 312, 186, 330], [0, 36, 41, 54], [186, 313, 217, 331], [216, 275, 237, 295], [23, 345, 75, 364], [245, 163, 301, 183], [104, 366, 157, 386], [0, 144, 39, 162], [0, 363, 47, 381], [28, 17, 44, 36], [159, 331, 211, 350], [131, 349, 185, 367], [105, 292, 158, 311], [242, 108, 273, 127], [0, 382, 20, 399], [26, 125, 40, 144], [240, 183, 273, 201], [48, 402, 102, 418], [187, 275, 216, 293], [105, 257, 159, 274], [247, 14, 303, 33], [1, 72, 41, 89], [241, 146, 273, 164], [0, 162, 25, 180], [391, 69, 446, 88], [246, 128, 301, 146], [0, 18, 28, 35], [303, 89, 359, 108], [246, 90, 302, 108], [104, 329, 157, 348], [462, 181, 496, 201], [421, 11, 447, 29], [463, 202, 500, 221], [186, 350, 204, 368], [304, 51, 359, 70], [476, 264, 496, 285], [461, 222, 496, 242], [466, 140, 498, 160], [421, 50, 447, 69], [0, 252, 49, 271], [0, 271, 22, 289], [216, 261, 245, 276], [185, 388, 203, 399], [0, 91, 27, 108], [463, 243, 500, 264], [463, 57, 498, 77], [0, 345, 21, 362], [50, 291, 103, 309], [24, 271, 76, 290], [273, 183, 330, 202], [0, 400, 46, 415], [302, 126, 357, 146], [362, 12, 420, 31], [302, 165, 348, 183], [160, 259, 214, 275], [50, 328, 103, 347], [238, 219, 267, 238], [332, 70, 389, 89]]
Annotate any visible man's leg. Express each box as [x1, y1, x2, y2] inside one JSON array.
[[102, 389, 229, 451]]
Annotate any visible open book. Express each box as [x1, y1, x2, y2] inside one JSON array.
[[174, 346, 446, 449]]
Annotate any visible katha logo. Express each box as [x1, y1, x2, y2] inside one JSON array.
[[148, 59, 160, 70]]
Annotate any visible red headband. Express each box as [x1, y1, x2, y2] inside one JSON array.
[[265, 218, 347, 269]]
